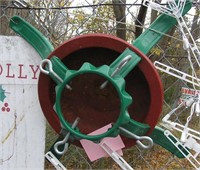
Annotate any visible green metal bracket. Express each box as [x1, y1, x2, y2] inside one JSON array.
[[150, 127, 189, 158], [109, 48, 141, 78], [120, 119, 150, 137], [133, 1, 192, 54], [109, 0, 192, 78], [9, 16, 54, 59], [53, 62, 133, 141]]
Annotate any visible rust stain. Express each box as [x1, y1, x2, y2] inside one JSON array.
[[1, 114, 25, 144]]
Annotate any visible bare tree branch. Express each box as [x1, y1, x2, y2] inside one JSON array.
[[135, 0, 147, 38], [112, 0, 126, 40]]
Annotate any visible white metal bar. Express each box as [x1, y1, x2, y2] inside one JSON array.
[[164, 130, 200, 170], [143, 0, 174, 16], [100, 141, 133, 170], [45, 151, 67, 170], [167, 121, 200, 141], [154, 61, 200, 87]]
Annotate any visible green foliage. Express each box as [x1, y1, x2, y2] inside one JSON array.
[[69, 0, 115, 35]]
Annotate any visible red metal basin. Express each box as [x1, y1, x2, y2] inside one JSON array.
[[38, 33, 163, 148]]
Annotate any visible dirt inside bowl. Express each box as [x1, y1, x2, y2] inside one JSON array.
[[60, 73, 120, 134]]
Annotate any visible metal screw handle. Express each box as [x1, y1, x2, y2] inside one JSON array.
[[40, 59, 72, 90], [119, 126, 153, 149], [54, 117, 80, 155], [100, 55, 132, 89]]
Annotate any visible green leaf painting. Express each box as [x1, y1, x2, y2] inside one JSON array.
[[0, 85, 6, 102]]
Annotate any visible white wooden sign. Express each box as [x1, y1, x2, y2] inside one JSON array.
[[0, 36, 46, 169]]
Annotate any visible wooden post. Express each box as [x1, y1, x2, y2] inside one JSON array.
[[0, 36, 46, 169]]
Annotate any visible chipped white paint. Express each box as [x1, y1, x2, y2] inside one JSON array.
[[0, 36, 46, 170]]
